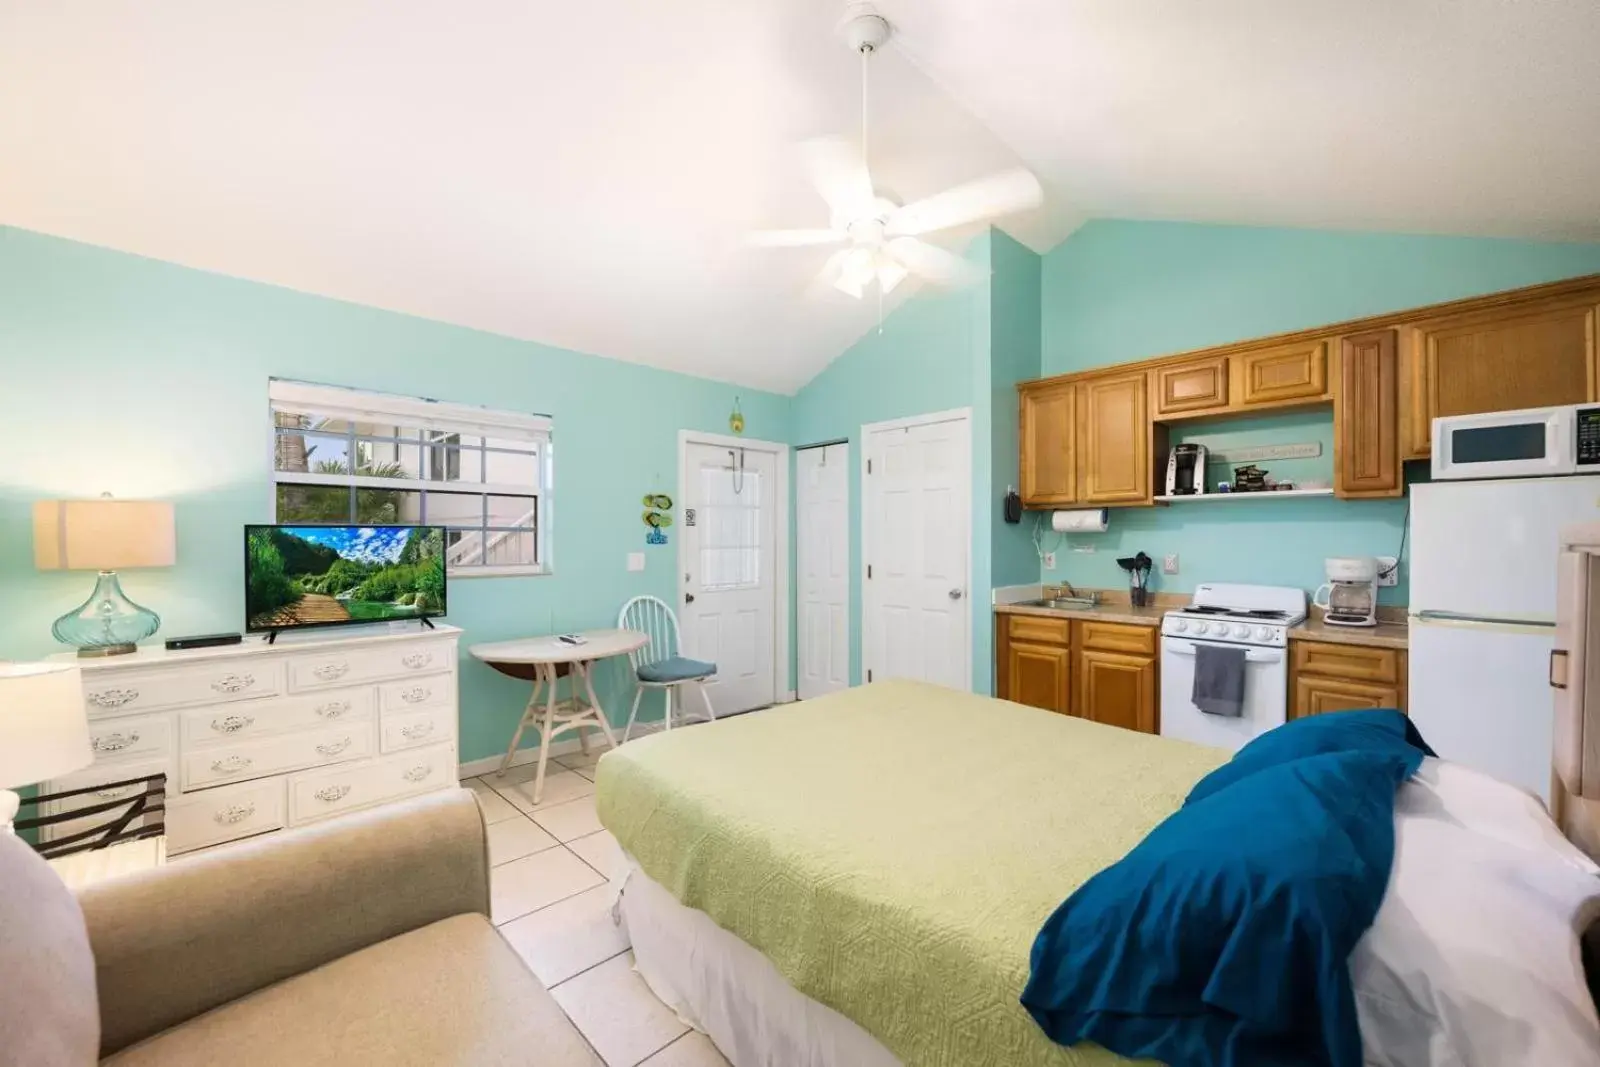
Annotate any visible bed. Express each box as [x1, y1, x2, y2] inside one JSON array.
[[595, 680, 1226, 1067]]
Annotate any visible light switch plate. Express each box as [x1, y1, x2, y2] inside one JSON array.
[[1375, 556, 1398, 587], [1163, 553, 1180, 575], [627, 552, 646, 572]]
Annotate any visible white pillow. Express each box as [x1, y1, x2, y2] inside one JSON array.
[[1353, 758, 1600, 1066]]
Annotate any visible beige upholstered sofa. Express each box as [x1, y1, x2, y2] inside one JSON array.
[[0, 788, 603, 1066]]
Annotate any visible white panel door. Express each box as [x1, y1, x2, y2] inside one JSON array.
[[682, 443, 777, 714], [863, 413, 971, 690], [797, 443, 849, 699]]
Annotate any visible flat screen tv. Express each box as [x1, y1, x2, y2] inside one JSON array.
[[245, 524, 447, 634]]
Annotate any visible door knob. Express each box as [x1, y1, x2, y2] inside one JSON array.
[[685, 593, 696, 604], [948, 588, 964, 600]]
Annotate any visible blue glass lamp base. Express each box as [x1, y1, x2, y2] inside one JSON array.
[[52, 571, 161, 657]]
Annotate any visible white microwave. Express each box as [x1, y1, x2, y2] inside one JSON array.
[[1432, 404, 1600, 480]]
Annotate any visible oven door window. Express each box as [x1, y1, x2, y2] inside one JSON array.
[[1449, 423, 1548, 465]]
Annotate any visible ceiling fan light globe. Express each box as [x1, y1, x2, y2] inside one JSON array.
[[877, 260, 909, 294]]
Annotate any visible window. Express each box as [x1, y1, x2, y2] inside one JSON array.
[[698, 463, 762, 591], [270, 380, 551, 575]]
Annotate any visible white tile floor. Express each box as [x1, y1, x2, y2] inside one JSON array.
[[472, 753, 731, 1067]]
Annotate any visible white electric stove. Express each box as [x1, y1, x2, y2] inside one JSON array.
[[1159, 583, 1307, 751]]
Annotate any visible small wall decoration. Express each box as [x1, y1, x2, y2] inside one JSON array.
[[642, 493, 673, 546], [728, 396, 745, 435]]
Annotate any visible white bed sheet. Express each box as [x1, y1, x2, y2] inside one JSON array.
[[619, 856, 902, 1067]]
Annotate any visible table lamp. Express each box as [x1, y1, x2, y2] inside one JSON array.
[[0, 663, 92, 833], [34, 495, 176, 657]]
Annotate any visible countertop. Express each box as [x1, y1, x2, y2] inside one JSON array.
[[995, 596, 1410, 650]]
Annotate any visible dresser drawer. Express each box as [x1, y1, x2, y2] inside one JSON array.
[[288, 743, 456, 825], [83, 662, 284, 717], [286, 640, 450, 691], [377, 675, 452, 713], [381, 706, 454, 753], [181, 689, 376, 747], [1007, 615, 1071, 645], [87, 713, 173, 764], [40, 756, 172, 844], [182, 722, 376, 790], [167, 778, 287, 854]]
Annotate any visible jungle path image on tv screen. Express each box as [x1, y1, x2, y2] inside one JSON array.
[[247, 526, 444, 629]]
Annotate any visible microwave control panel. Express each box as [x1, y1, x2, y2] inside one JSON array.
[[1578, 408, 1600, 465]]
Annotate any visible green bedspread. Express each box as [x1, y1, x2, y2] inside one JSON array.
[[595, 680, 1228, 1067]]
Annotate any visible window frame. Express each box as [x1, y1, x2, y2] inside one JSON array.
[[268, 379, 552, 578]]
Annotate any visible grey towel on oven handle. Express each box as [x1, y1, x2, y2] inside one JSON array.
[[1192, 643, 1247, 717]]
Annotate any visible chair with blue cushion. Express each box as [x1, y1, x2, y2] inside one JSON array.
[[618, 594, 717, 742]]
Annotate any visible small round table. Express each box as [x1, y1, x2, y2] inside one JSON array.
[[469, 629, 649, 805]]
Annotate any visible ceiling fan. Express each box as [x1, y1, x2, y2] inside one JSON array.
[[749, 4, 1044, 300]]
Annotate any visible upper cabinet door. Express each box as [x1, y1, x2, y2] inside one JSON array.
[[1019, 382, 1076, 506], [1235, 340, 1329, 406], [1401, 298, 1598, 459], [1153, 356, 1229, 416], [1335, 329, 1402, 498], [1078, 373, 1151, 504]]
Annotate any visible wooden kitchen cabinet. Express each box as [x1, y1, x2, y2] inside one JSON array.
[[1077, 372, 1153, 505], [1019, 381, 1076, 506], [1335, 329, 1402, 498], [1289, 640, 1406, 719], [1401, 297, 1598, 459], [1078, 649, 1158, 734], [1006, 641, 1072, 716], [995, 615, 1158, 733], [1234, 340, 1329, 406], [1153, 356, 1229, 416]]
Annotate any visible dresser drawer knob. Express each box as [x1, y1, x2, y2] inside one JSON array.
[[314, 784, 351, 803], [400, 722, 435, 741], [88, 688, 139, 709], [314, 700, 351, 719], [402, 765, 433, 784], [213, 803, 256, 826], [401, 651, 434, 670], [95, 784, 134, 800], [399, 686, 431, 704], [211, 714, 255, 734], [315, 737, 353, 757], [312, 662, 350, 681], [210, 673, 256, 694], [92, 730, 140, 753], [210, 755, 252, 775]]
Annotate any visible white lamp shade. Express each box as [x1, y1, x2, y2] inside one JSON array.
[[0, 663, 92, 789], [34, 499, 176, 571]]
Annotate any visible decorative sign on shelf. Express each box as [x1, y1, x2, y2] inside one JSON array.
[[1206, 442, 1322, 465]]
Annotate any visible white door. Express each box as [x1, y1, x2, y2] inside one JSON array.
[[863, 412, 971, 690], [681, 442, 778, 714], [797, 443, 849, 699]]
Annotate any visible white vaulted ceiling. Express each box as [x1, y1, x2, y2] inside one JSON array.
[[3, 2, 1599, 392]]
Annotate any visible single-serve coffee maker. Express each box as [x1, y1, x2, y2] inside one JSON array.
[[1313, 557, 1379, 627]]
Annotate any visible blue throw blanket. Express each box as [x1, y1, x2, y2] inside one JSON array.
[[1022, 710, 1434, 1067]]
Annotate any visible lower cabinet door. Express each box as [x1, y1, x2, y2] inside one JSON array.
[[1005, 640, 1071, 715], [1292, 675, 1403, 718], [1077, 650, 1158, 734]]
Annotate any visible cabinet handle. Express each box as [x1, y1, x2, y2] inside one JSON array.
[[312, 662, 349, 681], [210, 755, 252, 775], [213, 803, 256, 826], [314, 700, 351, 719], [95, 784, 134, 799], [399, 686, 431, 704], [87, 688, 139, 709], [400, 721, 435, 741], [92, 730, 141, 753], [210, 673, 256, 694], [315, 737, 353, 757], [313, 784, 351, 803], [402, 765, 433, 783], [401, 651, 434, 669], [210, 714, 255, 734], [1551, 649, 1569, 690]]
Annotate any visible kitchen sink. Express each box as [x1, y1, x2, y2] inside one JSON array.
[[1019, 596, 1101, 611]]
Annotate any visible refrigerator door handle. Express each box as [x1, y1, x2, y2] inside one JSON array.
[[1413, 609, 1557, 629], [1550, 649, 1570, 690]]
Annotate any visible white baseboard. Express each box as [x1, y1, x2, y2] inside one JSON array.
[[780, 689, 797, 703], [457, 736, 593, 779]]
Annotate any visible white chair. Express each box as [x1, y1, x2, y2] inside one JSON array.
[[618, 594, 717, 741]]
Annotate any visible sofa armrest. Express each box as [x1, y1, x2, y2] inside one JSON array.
[[80, 787, 489, 1056]]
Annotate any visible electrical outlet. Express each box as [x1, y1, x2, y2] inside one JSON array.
[[1043, 552, 1056, 570], [1375, 556, 1399, 587], [1163, 553, 1180, 575]]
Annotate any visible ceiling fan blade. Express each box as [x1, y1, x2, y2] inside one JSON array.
[[805, 249, 855, 300], [887, 237, 987, 289], [745, 228, 848, 248], [886, 168, 1044, 237], [802, 137, 876, 223]]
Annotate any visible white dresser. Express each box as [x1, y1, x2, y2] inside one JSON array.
[[43, 624, 461, 855]]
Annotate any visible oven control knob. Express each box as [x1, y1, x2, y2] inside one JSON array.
[[1255, 626, 1272, 640], [1199, 622, 1215, 635], [1232, 624, 1249, 638], [1172, 619, 1188, 633]]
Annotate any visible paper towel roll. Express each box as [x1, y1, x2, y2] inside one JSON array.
[[1051, 508, 1109, 533]]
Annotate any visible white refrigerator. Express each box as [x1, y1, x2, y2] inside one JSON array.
[[1408, 475, 1600, 801]]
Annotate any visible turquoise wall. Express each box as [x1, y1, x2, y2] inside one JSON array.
[[989, 230, 1043, 595], [1039, 220, 1600, 603], [0, 227, 789, 763]]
